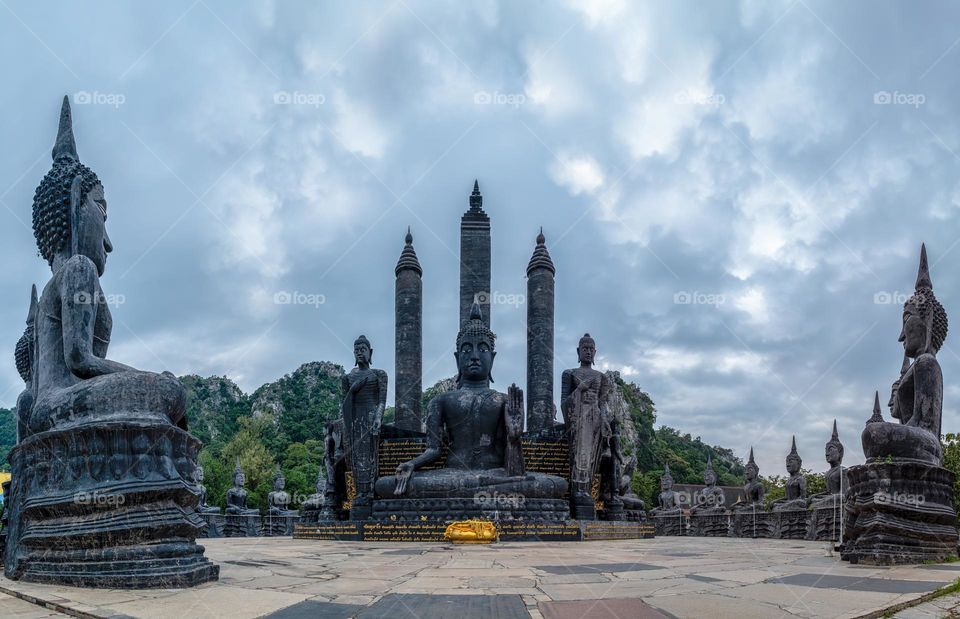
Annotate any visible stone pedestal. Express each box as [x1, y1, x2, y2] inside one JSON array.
[[4, 422, 219, 588], [653, 513, 686, 536], [690, 512, 729, 537], [731, 510, 774, 538], [224, 514, 261, 538], [808, 501, 843, 541], [199, 513, 224, 538], [262, 513, 299, 536], [372, 497, 569, 522], [842, 461, 959, 565], [774, 509, 810, 539]]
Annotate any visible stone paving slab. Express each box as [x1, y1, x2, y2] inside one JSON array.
[[0, 537, 957, 618]]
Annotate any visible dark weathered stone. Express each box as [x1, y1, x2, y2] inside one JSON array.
[[526, 229, 556, 433], [340, 336, 387, 520], [373, 303, 567, 515], [226, 458, 259, 516], [561, 334, 611, 520], [394, 229, 422, 432], [199, 513, 225, 538], [807, 420, 847, 541], [459, 180, 491, 329], [842, 245, 959, 565], [3, 97, 217, 588]]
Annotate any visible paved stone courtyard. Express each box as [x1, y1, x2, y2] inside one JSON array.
[[1, 537, 959, 618]]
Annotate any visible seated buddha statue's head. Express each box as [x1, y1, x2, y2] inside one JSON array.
[[785, 436, 802, 476], [455, 302, 496, 386], [900, 244, 947, 359], [825, 420, 843, 467], [33, 97, 111, 276]]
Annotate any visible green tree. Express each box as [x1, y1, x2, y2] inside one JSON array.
[[943, 433, 960, 514], [281, 440, 324, 507], [218, 416, 276, 510]]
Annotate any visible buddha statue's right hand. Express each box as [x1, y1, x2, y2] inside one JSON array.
[[394, 461, 414, 495]]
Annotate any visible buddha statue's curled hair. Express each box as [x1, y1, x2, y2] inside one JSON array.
[[14, 331, 31, 383], [908, 287, 948, 354], [32, 156, 100, 266], [456, 302, 496, 351]]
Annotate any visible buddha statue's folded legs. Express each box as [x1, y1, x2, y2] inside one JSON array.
[[31, 370, 186, 434], [375, 467, 567, 499]]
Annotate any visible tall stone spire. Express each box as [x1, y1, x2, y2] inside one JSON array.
[[395, 227, 423, 431], [526, 228, 556, 432], [460, 179, 491, 329]]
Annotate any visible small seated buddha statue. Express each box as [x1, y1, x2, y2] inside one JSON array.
[[770, 437, 808, 512], [226, 458, 259, 515], [617, 455, 646, 512], [691, 454, 726, 514], [809, 421, 846, 508], [193, 465, 221, 514], [28, 97, 186, 435], [862, 244, 947, 465], [267, 466, 296, 516], [732, 448, 765, 512], [374, 303, 567, 503], [649, 463, 681, 516]]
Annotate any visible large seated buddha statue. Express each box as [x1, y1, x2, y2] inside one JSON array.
[[843, 245, 959, 565], [4, 97, 216, 588], [29, 99, 186, 434], [861, 245, 946, 465], [374, 303, 567, 517]]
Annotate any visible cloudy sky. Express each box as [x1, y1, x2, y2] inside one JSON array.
[[2, 0, 959, 474]]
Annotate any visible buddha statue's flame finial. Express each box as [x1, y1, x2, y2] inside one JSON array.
[[705, 452, 715, 473], [234, 456, 243, 475], [831, 419, 839, 442], [52, 95, 78, 161], [916, 243, 932, 291], [662, 462, 673, 481]]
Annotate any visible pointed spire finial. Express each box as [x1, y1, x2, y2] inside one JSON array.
[[536, 227, 545, 246], [831, 419, 839, 441], [867, 390, 884, 424], [916, 243, 932, 290], [396, 226, 422, 276], [748, 447, 756, 464], [469, 179, 483, 210], [789, 435, 799, 456], [527, 226, 555, 275], [52, 95, 78, 161]]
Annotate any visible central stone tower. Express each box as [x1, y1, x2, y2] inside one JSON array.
[[459, 180, 491, 329]]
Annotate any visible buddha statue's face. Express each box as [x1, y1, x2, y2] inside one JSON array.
[[76, 183, 112, 276], [746, 465, 758, 482], [900, 302, 927, 358], [786, 457, 800, 475], [274, 476, 285, 491], [704, 470, 716, 486], [457, 333, 494, 383], [661, 477, 673, 492], [578, 340, 596, 365], [234, 472, 244, 487], [195, 466, 205, 483], [825, 444, 841, 466], [354, 341, 371, 367]]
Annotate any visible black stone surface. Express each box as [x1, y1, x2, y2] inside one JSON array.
[[459, 181, 491, 330], [263, 600, 362, 619], [767, 573, 945, 593], [357, 594, 527, 619], [526, 230, 555, 433], [536, 563, 661, 574], [394, 230, 422, 432]]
